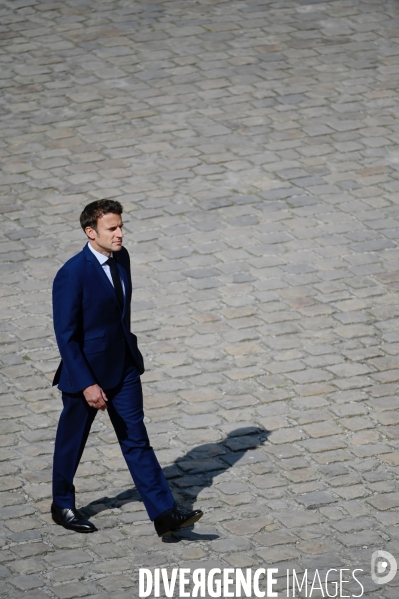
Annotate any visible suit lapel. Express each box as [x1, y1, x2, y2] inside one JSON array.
[[115, 255, 130, 317]]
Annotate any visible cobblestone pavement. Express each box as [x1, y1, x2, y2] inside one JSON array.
[[1, 0, 399, 597]]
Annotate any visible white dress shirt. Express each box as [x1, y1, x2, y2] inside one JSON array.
[[87, 242, 125, 295]]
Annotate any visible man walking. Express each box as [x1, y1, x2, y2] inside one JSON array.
[[51, 199, 203, 536]]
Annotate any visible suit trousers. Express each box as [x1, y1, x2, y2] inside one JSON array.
[[52, 359, 175, 520]]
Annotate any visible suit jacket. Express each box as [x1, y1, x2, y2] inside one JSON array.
[[52, 243, 144, 393]]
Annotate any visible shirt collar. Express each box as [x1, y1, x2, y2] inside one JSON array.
[[87, 241, 112, 265]]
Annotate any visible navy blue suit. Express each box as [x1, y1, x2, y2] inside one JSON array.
[[52, 243, 174, 520]]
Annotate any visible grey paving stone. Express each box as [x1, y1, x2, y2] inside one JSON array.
[[295, 492, 339, 510], [52, 582, 99, 599], [45, 549, 94, 568], [0, 565, 11, 578], [368, 493, 399, 511], [9, 573, 44, 590]]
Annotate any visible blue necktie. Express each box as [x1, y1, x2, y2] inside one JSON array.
[[105, 257, 124, 308]]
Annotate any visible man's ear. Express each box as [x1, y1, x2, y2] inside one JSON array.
[[85, 226, 97, 240]]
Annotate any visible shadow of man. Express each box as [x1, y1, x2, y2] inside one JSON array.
[[166, 426, 270, 504], [82, 426, 270, 540], [163, 426, 270, 542]]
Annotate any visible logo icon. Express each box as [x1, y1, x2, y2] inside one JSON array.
[[371, 550, 397, 585]]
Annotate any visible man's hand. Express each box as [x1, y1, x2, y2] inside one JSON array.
[[83, 384, 108, 410]]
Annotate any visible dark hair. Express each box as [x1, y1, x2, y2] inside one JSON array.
[[80, 199, 123, 231]]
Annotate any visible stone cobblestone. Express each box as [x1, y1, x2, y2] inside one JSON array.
[[1, 0, 399, 597]]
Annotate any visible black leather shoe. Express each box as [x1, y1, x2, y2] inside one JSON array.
[[51, 504, 97, 533], [154, 504, 203, 537]]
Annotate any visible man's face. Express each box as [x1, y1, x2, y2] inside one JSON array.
[[85, 212, 124, 256]]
